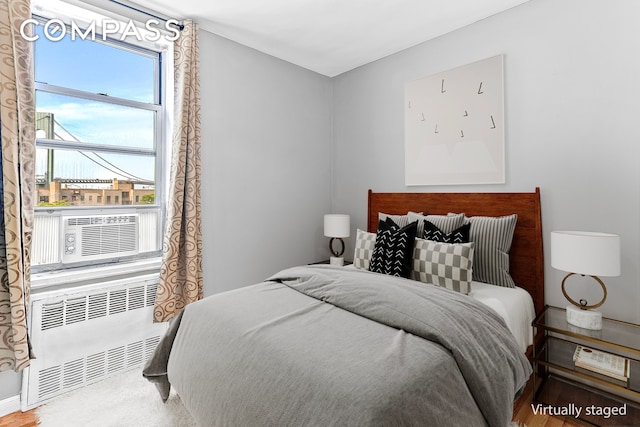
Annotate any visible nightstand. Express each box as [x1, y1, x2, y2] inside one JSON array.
[[532, 305, 640, 426]]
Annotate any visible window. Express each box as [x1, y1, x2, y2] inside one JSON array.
[[31, 8, 169, 269]]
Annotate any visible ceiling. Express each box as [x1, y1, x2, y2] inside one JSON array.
[[127, 0, 531, 77]]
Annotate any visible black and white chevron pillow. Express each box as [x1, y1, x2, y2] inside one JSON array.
[[423, 221, 471, 244], [369, 219, 417, 278]]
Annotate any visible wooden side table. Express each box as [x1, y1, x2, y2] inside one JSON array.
[[532, 305, 640, 426]]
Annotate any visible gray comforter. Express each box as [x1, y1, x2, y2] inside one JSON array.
[[144, 265, 531, 427]]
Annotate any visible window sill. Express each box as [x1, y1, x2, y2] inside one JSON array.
[[31, 257, 162, 293]]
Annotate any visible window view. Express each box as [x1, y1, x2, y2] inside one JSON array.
[[32, 19, 165, 268]]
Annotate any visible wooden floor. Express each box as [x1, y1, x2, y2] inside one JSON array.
[[0, 379, 580, 427], [0, 408, 37, 427], [512, 376, 584, 427]]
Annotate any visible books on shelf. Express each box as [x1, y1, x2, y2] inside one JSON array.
[[574, 366, 629, 388], [573, 345, 630, 382]]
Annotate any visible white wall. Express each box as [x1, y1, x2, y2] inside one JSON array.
[[199, 30, 334, 295], [332, 0, 640, 323], [0, 371, 20, 402]]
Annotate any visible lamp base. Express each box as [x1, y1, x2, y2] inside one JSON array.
[[566, 305, 603, 330], [329, 256, 344, 266]]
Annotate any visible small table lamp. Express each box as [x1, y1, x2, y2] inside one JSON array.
[[550, 231, 620, 330], [324, 214, 350, 266]]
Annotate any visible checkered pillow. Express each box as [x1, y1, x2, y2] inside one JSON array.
[[353, 229, 377, 270], [411, 238, 475, 295]]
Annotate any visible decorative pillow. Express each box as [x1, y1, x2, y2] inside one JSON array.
[[378, 212, 422, 228], [408, 212, 466, 237], [353, 229, 377, 270], [423, 221, 471, 244], [411, 239, 475, 295], [467, 214, 518, 288], [369, 220, 418, 278]]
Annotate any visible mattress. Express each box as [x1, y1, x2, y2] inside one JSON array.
[[469, 281, 535, 352], [346, 264, 536, 352]]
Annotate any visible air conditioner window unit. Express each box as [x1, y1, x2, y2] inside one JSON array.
[[61, 214, 139, 264]]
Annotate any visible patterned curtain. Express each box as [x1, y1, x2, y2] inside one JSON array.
[[153, 20, 202, 322], [0, 0, 35, 372]]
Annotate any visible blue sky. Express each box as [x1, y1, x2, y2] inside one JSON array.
[[34, 23, 158, 183], [35, 24, 156, 102]]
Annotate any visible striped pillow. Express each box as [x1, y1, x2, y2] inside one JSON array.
[[378, 212, 422, 228], [408, 212, 466, 237], [467, 214, 518, 288], [353, 229, 377, 270]]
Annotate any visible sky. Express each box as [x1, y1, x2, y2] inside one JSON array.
[[34, 23, 158, 184]]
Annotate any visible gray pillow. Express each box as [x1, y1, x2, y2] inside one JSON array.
[[408, 212, 466, 236], [467, 214, 518, 288], [378, 212, 422, 228]]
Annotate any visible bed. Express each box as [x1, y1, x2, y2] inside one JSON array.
[[144, 189, 544, 427]]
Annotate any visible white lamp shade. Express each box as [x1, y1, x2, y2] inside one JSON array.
[[324, 214, 350, 238], [550, 231, 620, 277]]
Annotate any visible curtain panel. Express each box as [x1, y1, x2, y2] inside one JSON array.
[[0, 0, 35, 372], [154, 20, 202, 323]]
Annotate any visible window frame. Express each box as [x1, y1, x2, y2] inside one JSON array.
[[31, 12, 171, 271]]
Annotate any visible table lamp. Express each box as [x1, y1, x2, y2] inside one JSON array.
[[324, 214, 350, 266], [550, 231, 620, 330]]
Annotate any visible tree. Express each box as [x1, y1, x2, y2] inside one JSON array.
[[141, 194, 155, 204], [38, 200, 70, 207]]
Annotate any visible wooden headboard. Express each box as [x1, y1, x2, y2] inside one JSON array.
[[367, 188, 544, 315]]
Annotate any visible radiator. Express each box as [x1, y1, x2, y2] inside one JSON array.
[[21, 274, 167, 410]]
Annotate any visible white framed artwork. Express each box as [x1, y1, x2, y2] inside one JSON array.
[[405, 54, 505, 186]]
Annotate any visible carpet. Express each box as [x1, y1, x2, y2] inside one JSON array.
[[36, 369, 197, 427], [35, 369, 528, 426]]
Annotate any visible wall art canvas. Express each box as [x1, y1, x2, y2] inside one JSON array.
[[405, 54, 505, 186]]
